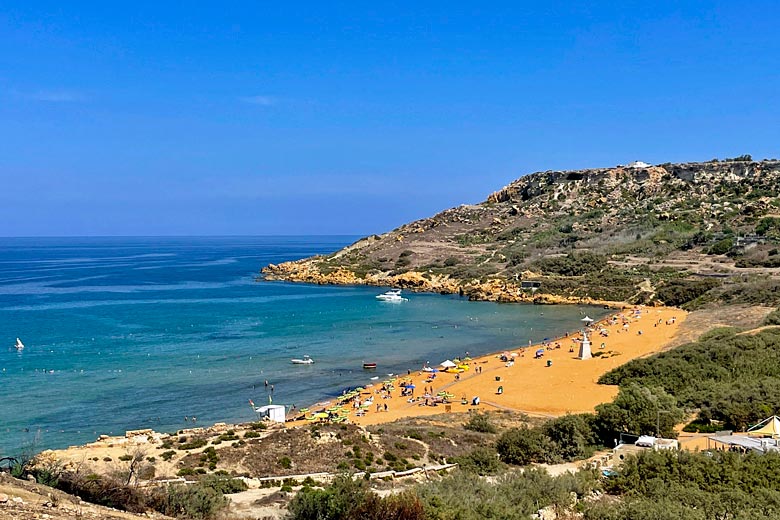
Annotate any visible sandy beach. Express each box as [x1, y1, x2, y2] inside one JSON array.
[[42, 306, 685, 481], [317, 306, 686, 426]]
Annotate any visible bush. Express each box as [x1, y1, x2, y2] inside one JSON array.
[[764, 307, 780, 326], [599, 328, 780, 431], [160, 450, 176, 462], [543, 414, 598, 460], [451, 447, 503, 475], [463, 412, 497, 433], [496, 426, 557, 465], [179, 438, 208, 450], [531, 251, 608, 276], [278, 456, 292, 469], [158, 483, 229, 519], [199, 474, 248, 494], [707, 237, 734, 255], [288, 475, 369, 520], [593, 384, 684, 441], [416, 467, 600, 519], [655, 278, 721, 306], [288, 476, 425, 520]]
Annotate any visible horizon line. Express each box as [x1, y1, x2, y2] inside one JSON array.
[[0, 233, 368, 239]]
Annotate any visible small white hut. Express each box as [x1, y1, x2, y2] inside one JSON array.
[[255, 405, 286, 423]]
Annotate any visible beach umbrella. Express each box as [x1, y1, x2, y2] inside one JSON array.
[[510, 352, 519, 357], [313, 412, 328, 419], [581, 316, 594, 324], [403, 384, 415, 389], [536, 348, 545, 356], [440, 360, 457, 368]]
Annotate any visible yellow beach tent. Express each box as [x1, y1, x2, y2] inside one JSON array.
[[747, 416, 780, 438]]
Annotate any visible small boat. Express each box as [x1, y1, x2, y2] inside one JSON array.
[[14, 338, 24, 351], [362, 362, 377, 369], [376, 289, 407, 302], [291, 355, 314, 365]]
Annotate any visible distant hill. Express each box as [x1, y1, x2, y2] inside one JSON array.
[[263, 159, 780, 307]]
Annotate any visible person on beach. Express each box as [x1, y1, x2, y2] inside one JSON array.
[[384, 403, 388, 412]]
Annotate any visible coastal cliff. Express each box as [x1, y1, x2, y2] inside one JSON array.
[[262, 158, 780, 307]]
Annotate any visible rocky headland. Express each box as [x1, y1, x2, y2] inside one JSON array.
[[262, 158, 780, 309]]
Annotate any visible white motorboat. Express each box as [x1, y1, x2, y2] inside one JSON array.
[[14, 338, 24, 351], [376, 289, 407, 302], [291, 355, 314, 365]]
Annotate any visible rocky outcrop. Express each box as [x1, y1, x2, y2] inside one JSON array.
[[262, 263, 626, 307]]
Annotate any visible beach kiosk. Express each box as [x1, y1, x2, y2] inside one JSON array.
[[255, 404, 286, 423], [578, 316, 594, 360]]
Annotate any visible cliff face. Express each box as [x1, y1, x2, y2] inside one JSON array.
[[262, 159, 780, 305]]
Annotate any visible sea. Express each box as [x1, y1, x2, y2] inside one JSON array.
[[0, 236, 609, 455]]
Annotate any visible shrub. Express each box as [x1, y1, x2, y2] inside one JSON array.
[[764, 307, 780, 326], [179, 438, 208, 450], [543, 414, 598, 460], [655, 278, 720, 306], [531, 251, 608, 276], [496, 426, 557, 465], [160, 450, 176, 462], [464, 412, 497, 433], [278, 456, 292, 469], [199, 474, 248, 494], [707, 237, 734, 255], [158, 482, 229, 519], [288, 475, 369, 520], [451, 447, 503, 475]]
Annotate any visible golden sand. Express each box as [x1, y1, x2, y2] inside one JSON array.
[[325, 307, 686, 426]]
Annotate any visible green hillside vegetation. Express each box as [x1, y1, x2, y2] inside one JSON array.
[[264, 159, 780, 308], [288, 433, 780, 520], [599, 326, 780, 431]]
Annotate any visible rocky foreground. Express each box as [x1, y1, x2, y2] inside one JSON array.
[[0, 472, 171, 520]]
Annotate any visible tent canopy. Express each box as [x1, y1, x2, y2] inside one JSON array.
[[440, 360, 457, 368], [747, 415, 780, 437]]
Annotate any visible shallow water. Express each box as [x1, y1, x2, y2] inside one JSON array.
[[0, 236, 608, 454]]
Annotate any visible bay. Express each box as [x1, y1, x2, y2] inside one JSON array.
[[0, 236, 609, 454]]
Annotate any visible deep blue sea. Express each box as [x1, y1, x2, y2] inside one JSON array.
[[0, 236, 608, 455]]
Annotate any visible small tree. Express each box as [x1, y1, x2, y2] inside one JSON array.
[[594, 384, 684, 441], [496, 426, 557, 465], [464, 412, 497, 433]]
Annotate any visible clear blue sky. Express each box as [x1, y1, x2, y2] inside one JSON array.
[[2, 1, 778, 236]]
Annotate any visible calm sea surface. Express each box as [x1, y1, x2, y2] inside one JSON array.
[[0, 236, 609, 454]]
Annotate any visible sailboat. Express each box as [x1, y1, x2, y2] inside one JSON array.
[[14, 338, 24, 351]]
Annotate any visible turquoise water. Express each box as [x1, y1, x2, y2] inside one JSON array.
[[0, 237, 608, 454]]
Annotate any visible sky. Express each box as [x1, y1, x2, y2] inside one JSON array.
[[1, 1, 779, 236]]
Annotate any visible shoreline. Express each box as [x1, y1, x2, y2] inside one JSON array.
[[40, 306, 686, 475], [261, 264, 630, 307], [287, 305, 685, 427]]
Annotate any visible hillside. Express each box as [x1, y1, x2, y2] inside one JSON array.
[[263, 158, 780, 307]]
